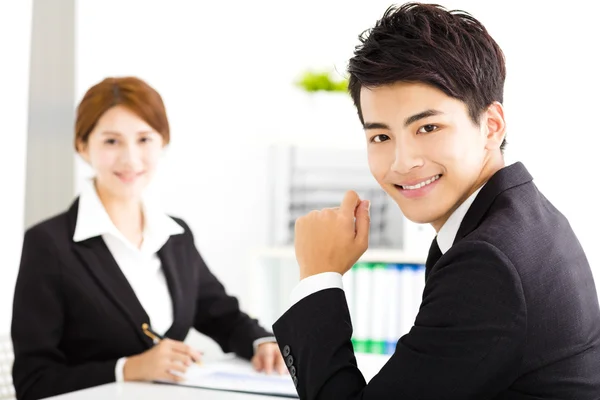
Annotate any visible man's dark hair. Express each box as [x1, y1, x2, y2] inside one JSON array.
[[348, 2, 507, 151]]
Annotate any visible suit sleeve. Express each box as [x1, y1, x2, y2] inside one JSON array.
[[11, 228, 117, 400], [182, 224, 272, 360], [272, 241, 527, 400]]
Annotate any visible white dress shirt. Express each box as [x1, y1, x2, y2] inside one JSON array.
[[73, 179, 274, 382], [435, 186, 483, 254], [289, 185, 484, 306]]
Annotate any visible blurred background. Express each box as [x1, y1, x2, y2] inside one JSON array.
[[1, 0, 599, 359]]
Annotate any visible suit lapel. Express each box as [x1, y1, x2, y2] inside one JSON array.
[[425, 237, 443, 282], [158, 235, 186, 338], [72, 238, 152, 346], [67, 199, 153, 347]]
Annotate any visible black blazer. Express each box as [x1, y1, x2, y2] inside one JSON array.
[[11, 199, 271, 400], [273, 162, 600, 399]]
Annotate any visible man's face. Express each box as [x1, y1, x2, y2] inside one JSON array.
[[361, 82, 504, 231]]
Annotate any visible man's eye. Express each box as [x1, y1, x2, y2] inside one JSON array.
[[371, 134, 390, 143], [417, 124, 438, 134]]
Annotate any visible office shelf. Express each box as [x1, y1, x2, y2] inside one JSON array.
[[245, 245, 428, 353], [251, 245, 426, 265]]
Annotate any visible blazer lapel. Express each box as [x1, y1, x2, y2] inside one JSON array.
[[67, 200, 153, 347], [158, 236, 186, 338], [72, 238, 152, 346], [425, 237, 443, 282]]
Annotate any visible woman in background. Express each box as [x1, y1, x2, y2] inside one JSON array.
[[11, 76, 285, 400]]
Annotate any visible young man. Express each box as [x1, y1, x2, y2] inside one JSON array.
[[272, 3, 600, 399]]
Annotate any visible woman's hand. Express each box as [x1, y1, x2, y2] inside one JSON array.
[[251, 342, 287, 375], [123, 338, 202, 382]]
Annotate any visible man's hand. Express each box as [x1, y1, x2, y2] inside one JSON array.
[[251, 342, 287, 375], [294, 190, 370, 280]]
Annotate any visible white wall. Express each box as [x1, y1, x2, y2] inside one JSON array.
[[495, 3, 600, 285], [76, 0, 600, 333], [0, 1, 32, 334]]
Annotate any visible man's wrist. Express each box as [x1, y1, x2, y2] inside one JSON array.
[[290, 272, 344, 306], [300, 262, 353, 280], [300, 267, 334, 280]]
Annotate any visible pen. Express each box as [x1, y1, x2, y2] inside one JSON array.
[[142, 323, 203, 365]]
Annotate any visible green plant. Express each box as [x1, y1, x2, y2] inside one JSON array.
[[295, 70, 348, 93]]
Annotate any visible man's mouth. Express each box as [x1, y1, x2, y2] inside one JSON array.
[[395, 174, 442, 190]]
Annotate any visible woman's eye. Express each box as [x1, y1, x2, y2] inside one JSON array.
[[104, 139, 117, 145]]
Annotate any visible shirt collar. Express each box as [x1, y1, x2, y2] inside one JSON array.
[[141, 196, 185, 253], [73, 179, 184, 251], [436, 185, 484, 254]]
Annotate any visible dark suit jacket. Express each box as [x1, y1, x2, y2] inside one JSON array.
[[11, 199, 271, 400], [273, 162, 600, 399]]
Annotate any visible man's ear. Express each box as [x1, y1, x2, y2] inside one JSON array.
[[483, 101, 506, 150]]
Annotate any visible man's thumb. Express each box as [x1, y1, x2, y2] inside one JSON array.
[[355, 200, 371, 246]]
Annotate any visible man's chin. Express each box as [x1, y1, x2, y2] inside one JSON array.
[[395, 202, 445, 226], [403, 214, 435, 225]]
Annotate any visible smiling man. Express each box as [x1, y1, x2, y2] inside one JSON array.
[[272, 3, 600, 399]]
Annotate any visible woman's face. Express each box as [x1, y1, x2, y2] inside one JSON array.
[[78, 105, 165, 201]]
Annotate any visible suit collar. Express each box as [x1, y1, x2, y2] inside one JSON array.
[[454, 161, 533, 244], [66, 198, 80, 239], [72, 178, 183, 251]]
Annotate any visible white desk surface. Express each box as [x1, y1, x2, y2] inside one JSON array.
[[42, 381, 289, 400], [41, 353, 390, 400]]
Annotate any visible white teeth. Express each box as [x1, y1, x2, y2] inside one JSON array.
[[401, 174, 441, 190]]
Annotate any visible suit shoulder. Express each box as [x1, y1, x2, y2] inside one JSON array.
[[25, 210, 71, 243], [444, 239, 515, 271], [471, 182, 571, 250], [19, 211, 73, 275], [433, 240, 525, 303]]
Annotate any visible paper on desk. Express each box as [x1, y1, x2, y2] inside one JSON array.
[[167, 358, 299, 398]]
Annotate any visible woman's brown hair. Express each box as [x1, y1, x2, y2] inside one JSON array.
[[75, 76, 170, 150]]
